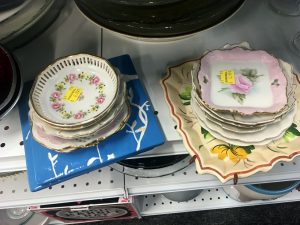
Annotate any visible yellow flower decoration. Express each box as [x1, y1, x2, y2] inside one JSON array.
[[97, 83, 106, 94], [79, 72, 88, 80], [91, 105, 99, 112], [211, 144, 254, 164], [55, 82, 65, 92]]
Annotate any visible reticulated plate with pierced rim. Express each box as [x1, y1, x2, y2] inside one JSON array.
[[30, 54, 120, 130], [29, 80, 127, 139]]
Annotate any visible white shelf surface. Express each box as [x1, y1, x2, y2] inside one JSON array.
[[0, 108, 26, 172], [0, 167, 125, 209], [138, 188, 300, 216], [125, 158, 300, 196]]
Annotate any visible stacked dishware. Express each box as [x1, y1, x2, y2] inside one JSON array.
[[0, 45, 22, 120], [29, 54, 130, 152], [191, 46, 297, 146]]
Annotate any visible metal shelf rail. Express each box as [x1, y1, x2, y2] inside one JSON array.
[[124, 158, 300, 196], [0, 168, 125, 209], [47, 188, 300, 224], [138, 188, 300, 216]]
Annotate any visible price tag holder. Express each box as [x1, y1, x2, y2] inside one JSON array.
[[64, 86, 83, 103], [219, 70, 235, 84]]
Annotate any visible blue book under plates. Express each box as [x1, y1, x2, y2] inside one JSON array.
[[19, 54, 165, 191]]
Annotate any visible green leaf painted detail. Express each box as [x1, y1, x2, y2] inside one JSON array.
[[179, 86, 192, 100], [201, 127, 214, 140], [243, 145, 255, 154], [218, 87, 229, 92], [232, 93, 246, 104], [271, 79, 279, 86], [283, 123, 300, 143], [240, 68, 263, 83], [201, 127, 209, 137]]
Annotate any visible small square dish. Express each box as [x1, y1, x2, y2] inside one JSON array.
[[193, 58, 296, 126], [198, 47, 287, 115]]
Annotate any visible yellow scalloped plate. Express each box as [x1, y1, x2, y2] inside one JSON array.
[[161, 60, 300, 183]]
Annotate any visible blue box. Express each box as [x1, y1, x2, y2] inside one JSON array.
[[19, 55, 165, 191]]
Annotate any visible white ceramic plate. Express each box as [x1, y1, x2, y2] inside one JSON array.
[[30, 54, 120, 129], [191, 90, 267, 133], [192, 86, 296, 132], [192, 58, 296, 126], [197, 47, 288, 115], [191, 96, 297, 146], [31, 101, 130, 152], [29, 80, 126, 139]]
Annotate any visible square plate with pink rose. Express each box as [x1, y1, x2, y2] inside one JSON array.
[[198, 47, 288, 115]]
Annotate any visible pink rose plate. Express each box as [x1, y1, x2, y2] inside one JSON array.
[[197, 47, 287, 115], [161, 58, 300, 183]]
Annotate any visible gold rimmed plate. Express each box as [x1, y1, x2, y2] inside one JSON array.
[[191, 95, 297, 146], [161, 58, 300, 183], [30, 54, 120, 130], [31, 101, 131, 153], [29, 80, 127, 139], [197, 47, 288, 115], [192, 46, 297, 127]]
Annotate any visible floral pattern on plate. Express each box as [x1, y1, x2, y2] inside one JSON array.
[[161, 60, 300, 183], [205, 122, 300, 167], [49, 72, 106, 120], [31, 101, 131, 152], [218, 68, 263, 104], [193, 56, 297, 126], [198, 47, 288, 115], [30, 54, 119, 129], [36, 81, 127, 139]]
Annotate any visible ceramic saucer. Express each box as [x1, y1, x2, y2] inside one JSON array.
[[30, 54, 120, 130]]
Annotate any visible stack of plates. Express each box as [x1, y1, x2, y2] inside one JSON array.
[[0, 45, 22, 119], [29, 54, 130, 152], [191, 46, 297, 146]]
